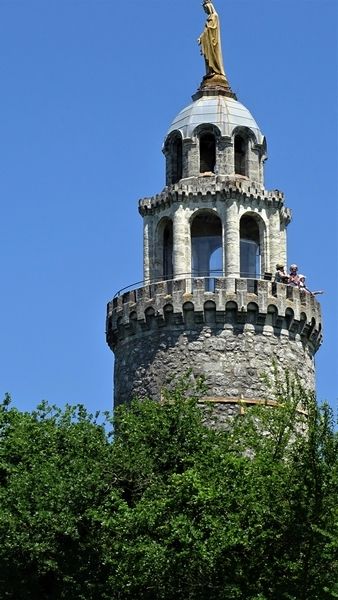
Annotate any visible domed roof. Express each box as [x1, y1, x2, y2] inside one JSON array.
[[166, 95, 264, 144]]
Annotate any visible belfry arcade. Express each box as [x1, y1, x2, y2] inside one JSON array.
[[141, 89, 287, 295]]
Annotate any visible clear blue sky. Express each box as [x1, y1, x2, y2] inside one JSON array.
[[0, 0, 337, 414]]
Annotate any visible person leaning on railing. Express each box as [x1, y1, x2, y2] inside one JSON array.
[[288, 264, 300, 286], [274, 263, 289, 284], [298, 274, 324, 297], [274, 263, 324, 296]]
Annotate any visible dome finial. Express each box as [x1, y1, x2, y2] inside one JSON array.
[[196, 0, 236, 99]]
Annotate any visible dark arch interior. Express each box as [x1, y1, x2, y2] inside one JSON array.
[[200, 132, 216, 174], [235, 134, 247, 176], [163, 220, 173, 280], [171, 135, 183, 184]]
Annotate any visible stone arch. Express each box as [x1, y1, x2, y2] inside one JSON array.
[[298, 312, 307, 336], [163, 303, 174, 325], [204, 300, 216, 325], [247, 301, 259, 324], [225, 300, 238, 325], [193, 124, 221, 175], [129, 311, 137, 334], [116, 316, 125, 340], [226, 301, 238, 310], [308, 317, 316, 339], [285, 307, 295, 330], [183, 301, 195, 327], [232, 126, 258, 179], [145, 306, 156, 329], [234, 134, 247, 176], [190, 209, 223, 282], [163, 130, 183, 185], [239, 212, 266, 278], [155, 217, 173, 281], [267, 304, 278, 327], [232, 125, 258, 144]]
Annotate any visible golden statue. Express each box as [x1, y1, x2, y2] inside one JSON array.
[[198, 0, 227, 86]]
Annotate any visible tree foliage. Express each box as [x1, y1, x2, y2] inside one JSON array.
[[0, 379, 337, 600]]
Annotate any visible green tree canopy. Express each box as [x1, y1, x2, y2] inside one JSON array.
[[0, 379, 337, 600]]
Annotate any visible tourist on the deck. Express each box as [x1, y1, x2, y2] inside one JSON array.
[[288, 264, 299, 286], [298, 274, 309, 291], [299, 274, 324, 296], [275, 263, 289, 283]]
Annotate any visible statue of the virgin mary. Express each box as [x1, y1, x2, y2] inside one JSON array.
[[198, 0, 226, 79]]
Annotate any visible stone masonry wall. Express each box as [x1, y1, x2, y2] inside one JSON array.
[[113, 322, 316, 408]]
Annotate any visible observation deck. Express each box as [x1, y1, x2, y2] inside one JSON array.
[[106, 276, 322, 353]]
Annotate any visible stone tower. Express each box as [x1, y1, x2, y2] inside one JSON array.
[[106, 2, 322, 412]]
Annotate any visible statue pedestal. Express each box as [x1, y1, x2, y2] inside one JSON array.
[[193, 74, 237, 101]]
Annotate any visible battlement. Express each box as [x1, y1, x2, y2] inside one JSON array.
[[106, 278, 322, 354], [139, 177, 290, 224]]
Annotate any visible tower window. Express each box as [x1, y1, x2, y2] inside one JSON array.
[[191, 212, 222, 279], [240, 215, 261, 278], [200, 133, 216, 174], [171, 135, 183, 183], [234, 134, 247, 176]]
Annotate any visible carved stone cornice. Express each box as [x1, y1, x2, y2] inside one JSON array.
[[139, 176, 286, 216]]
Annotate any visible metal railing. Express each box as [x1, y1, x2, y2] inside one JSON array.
[[113, 271, 272, 299]]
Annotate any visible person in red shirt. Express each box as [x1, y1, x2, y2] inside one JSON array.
[[288, 264, 299, 286]]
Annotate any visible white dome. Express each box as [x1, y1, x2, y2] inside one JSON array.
[[167, 95, 264, 144]]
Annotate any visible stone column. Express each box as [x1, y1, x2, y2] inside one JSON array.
[[247, 144, 260, 183], [269, 209, 284, 273], [143, 215, 152, 282], [224, 199, 239, 286], [280, 222, 287, 268], [217, 136, 233, 176], [183, 140, 199, 178], [173, 206, 189, 278]]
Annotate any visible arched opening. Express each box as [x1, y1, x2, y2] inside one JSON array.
[[163, 220, 173, 280], [191, 212, 222, 278], [234, 134, 247, 176], [240, 215, 261, 278], [200, 132, 216, 174], [129, 311, 137, 335], [155, 219, 174, 281], [247, 302, 259, 325], [225, 301, 238, 326], [171, 134, 183, 183], [204, 300, 216, 325], [183, 302, 195, 327], [163, 303, 174, 325]]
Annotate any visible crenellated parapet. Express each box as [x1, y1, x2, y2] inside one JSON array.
[[107, 279, 322, 348], [139, 176, 288, 217], [107, 278, 322, 354], [107, 278, 322, 407]]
